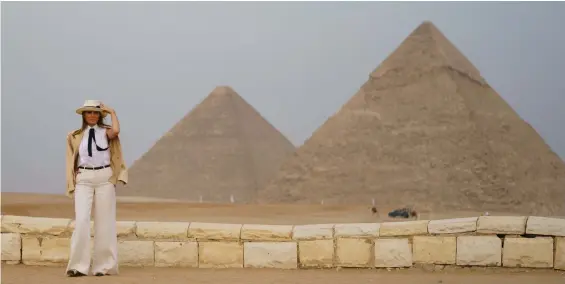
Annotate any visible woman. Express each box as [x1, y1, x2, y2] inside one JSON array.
[[65, 100, 128, 277]]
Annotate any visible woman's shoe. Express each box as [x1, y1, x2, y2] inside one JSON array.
[[66, 270, 86, 277]]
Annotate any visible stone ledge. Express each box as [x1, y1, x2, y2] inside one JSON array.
[[526, 216, 565, 237], [241, 224, 293, 241], [136, 221, 190, 240], [380, 220, 429, 236], [334, 223, 380, 238], [293, 224, 334, 240], [2, 216, 70, 236], [428, 217, 477, 234], [477, 216, 527, 235], [3, 215, 565, 271], [189, 223, 242, 241]]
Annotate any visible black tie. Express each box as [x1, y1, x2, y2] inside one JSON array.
[[87, 128, 109, 157]]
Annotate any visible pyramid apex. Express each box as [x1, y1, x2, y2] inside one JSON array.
[[210, 86, 237, 97], [420, 20, 435, 26], [370, 21, 483, 81]]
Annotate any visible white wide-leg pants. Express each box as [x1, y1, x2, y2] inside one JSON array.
[[66, 167, 118, 275]]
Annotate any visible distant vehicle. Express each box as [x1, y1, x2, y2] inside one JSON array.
[[388, 207, 418, 219]]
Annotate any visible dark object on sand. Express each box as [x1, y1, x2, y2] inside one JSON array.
[[371, 206, 378, 214], [388, 208, 418, 219]]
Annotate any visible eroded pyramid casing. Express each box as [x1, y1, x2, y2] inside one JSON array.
[[118, 86, 296, 202], [257, 22, 565, 216]]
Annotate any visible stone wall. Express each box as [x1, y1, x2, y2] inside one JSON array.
[[1, 215, 564, 270]]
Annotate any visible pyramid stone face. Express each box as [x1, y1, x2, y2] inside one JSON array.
[[257, 22, 565, 216], [118, 86, 296, 202]]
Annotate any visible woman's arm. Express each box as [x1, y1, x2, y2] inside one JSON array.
[[66, 132, 76, 197], [101, 103, 120, 139]]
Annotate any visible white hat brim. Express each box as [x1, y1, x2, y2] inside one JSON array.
[[76, 107, 108, 117]]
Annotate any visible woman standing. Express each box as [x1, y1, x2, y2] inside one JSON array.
[[65, 100, 128, 277]]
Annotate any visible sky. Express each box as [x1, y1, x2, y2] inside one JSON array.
[[2, 2, 565, 195]]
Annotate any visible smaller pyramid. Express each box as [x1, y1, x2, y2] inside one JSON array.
[[118, 86, 296, 202]]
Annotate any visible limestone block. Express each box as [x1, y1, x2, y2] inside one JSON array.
[[413, 236, 456, 264], [526, 216, 565, 237], [428, 217, 477, 234], [334, 223, 380, 238], [298, 240, 334, 268], [117, 221, 137, 237], [136, 221, 190, 240], [244, 242, 297, 269], [199, 242, 243, 268], [456, 236, 501, 266], [477, 216, 527, 235], [335, 238, 372, 267], [40, 237, 71, 265], [503, 237, 553, 268], [555, 237, 565, 270], [374, 238, 412, 268], [189, 223, 242, 241], [118, 240, 155, 267], [380, 220, 429, 237], [1, 233, 21, 262], [241, 224, 293, 241], [1, 215, 70, 235], [21, 236, 41, 264], [292, 224, 334, 240], [155, 241, 198, 267]]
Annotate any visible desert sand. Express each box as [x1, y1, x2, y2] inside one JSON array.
[[2, 264, 565, 284], [0, 192, 535, 224]]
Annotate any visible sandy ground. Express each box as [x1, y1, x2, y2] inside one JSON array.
[[0, 192, 541, 224], [2, 265, 564, 284]]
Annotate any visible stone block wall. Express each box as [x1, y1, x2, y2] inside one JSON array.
[[1, 215, 564, 271]]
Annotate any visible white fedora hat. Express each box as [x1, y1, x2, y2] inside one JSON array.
[[76, 100, 108, 117]]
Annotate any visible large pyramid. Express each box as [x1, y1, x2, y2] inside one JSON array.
[[257, 21, 565, 215], [118, 86, 296, 202]]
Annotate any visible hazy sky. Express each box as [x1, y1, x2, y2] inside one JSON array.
[[2, 2, 565, 195]]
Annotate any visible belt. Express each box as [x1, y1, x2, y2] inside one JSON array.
[[78, 164, 111, 170]]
